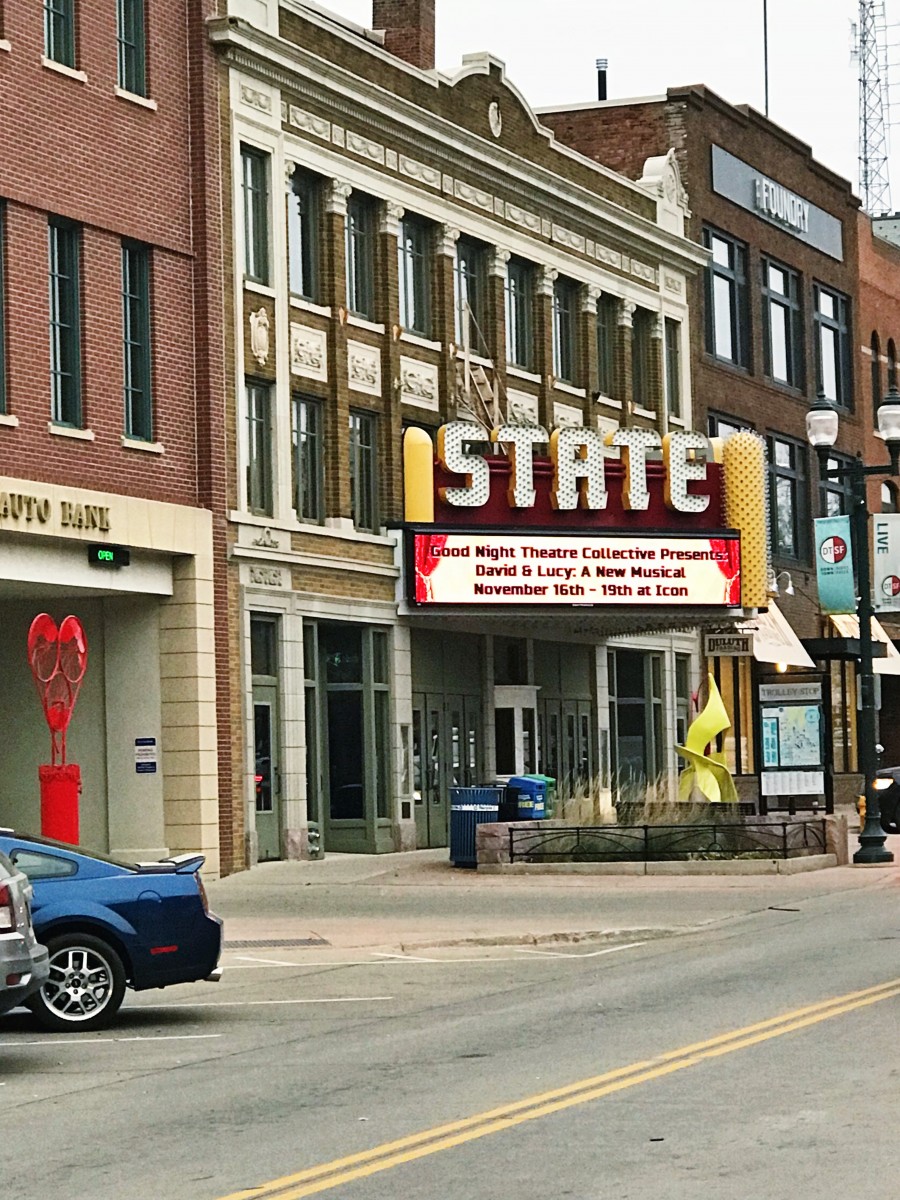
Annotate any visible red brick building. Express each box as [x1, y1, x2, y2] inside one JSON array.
[[0, 3, 228, 872], [540, 85, 875, 808]]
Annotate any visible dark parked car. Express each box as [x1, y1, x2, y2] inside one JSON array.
[[875, 767, 900, 835], [0, 831, 222, 1032], [0, 849, 49, 1016]]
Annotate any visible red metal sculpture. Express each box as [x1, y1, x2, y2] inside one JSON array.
[[27, 614, 88, 843]]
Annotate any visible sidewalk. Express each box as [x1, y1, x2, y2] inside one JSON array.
[[206, 831, 900, 954]]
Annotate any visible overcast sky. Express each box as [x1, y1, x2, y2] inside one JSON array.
[[320, 0, 900, 210]]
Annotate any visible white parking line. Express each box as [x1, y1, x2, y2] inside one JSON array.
[[371, 952, 440, 962], [513, 941, 648, 959], [0, 1034, 222, 1047], [135, 996, 394, 1009], [233, 955, 298, 966]]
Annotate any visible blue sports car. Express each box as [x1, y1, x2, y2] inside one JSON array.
[[0, 830, 223, 1032]]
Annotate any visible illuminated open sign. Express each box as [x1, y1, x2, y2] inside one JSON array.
[[86, 544, 131, 568]]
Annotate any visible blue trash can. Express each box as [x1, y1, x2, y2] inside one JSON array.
[[506, 775, 547, 820], [449, 786, 503, 867]]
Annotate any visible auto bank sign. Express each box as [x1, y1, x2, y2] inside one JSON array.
[[402, 420, 767, 610]]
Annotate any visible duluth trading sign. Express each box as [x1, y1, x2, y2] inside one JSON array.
[[402, 420, 759, 610]]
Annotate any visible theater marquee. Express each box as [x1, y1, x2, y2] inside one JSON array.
[[408, 530, 742, 608]]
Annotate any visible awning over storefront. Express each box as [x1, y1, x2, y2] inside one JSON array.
[[828, 614, 900, 675], [741, 602, 815, 669]]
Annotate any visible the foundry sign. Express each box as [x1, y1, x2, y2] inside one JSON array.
[[0, 490, 111, 532], [711, 144, 844, 261]]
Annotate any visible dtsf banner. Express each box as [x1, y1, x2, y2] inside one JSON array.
[[874, 513, 900, 611], [814, 515, 856, 614]]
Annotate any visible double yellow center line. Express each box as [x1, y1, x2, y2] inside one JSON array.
[[219, 976, 900, 1199]]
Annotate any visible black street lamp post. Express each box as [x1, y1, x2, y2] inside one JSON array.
[[806, 386, 900, 864]]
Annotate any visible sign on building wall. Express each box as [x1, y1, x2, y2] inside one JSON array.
[[408, 531, 741, 607], [710, 145, 844, 261]]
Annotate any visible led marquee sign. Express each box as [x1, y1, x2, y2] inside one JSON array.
[[409, 531, 742, 608]]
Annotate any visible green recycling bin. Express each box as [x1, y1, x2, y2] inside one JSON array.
[[524, 775, 556, 818]]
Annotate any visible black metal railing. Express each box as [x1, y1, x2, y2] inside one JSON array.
[[508, 820, 828, 864]]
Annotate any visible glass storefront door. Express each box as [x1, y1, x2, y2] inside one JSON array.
[[412, 691, 482, 848]]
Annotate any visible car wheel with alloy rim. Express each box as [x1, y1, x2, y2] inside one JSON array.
[[29, 932, 126, 1032]]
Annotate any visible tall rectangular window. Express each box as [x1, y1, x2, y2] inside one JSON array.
[[505, 257, 533, 370], [815, 284, 852, 410], [349, 409, 378, 532], [767, 433, 810, 562], [122, 241, 152, 441], [48, 219, 81, 427], [820, 451, 855, 517], [631, 307, 653, 408], [288, 169, 319, 301], [552, 276, 578, 384], [292, 394, 324, 523], [346, 193, 376, 319], [0, 206, 6, 416], [664, 317, 681, 418], [454, 237, 486, 351], [242, 146, 269, 285], [117, 0, 146, 96], [246, 381, 273, 516], [596, 293, 617, 398], [44, 0, 75, 67], [397, 215, 431, 337], [703, 227, 750, 368], [762, 258, 803, 389]]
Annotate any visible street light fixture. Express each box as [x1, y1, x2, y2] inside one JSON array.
[[805, 384, 900, 864]]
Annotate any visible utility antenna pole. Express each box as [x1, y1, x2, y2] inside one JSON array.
[[853, 1, 892, 214]]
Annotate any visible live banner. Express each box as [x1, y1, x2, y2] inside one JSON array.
[[814, 515, 856, 615], [873, 512, 900, 611]]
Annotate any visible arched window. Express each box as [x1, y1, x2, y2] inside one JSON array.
[[882, 482, 898, 513], [888, 339, 897, 391], [872, 332, 882, 424]]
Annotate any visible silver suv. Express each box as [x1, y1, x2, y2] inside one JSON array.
[[0, 849, 50, 1015]]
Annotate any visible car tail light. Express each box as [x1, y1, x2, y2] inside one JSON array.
[[196, 873, 210, 915], [0, 884, 15, 932]]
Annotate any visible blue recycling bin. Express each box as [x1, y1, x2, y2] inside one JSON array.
[[506, 775, 547, 820], [449, 787, 503, 867]]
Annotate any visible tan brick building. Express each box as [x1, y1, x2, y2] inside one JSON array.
[[211, 2, 717, 864]]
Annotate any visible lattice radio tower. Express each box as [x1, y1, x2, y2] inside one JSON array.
[[853, 1, 892, 214]]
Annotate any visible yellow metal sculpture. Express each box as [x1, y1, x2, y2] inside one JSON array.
[[676, 674, 738, 804]]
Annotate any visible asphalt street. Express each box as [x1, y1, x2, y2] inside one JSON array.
[[3, 849, 900, 1199]]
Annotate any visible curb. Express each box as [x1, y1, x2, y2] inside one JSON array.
[[478, 854, 838, 877], [396, 926, 680, 952]]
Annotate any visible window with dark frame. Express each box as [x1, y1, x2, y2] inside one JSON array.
[[349, 409, 378, 532], [820, 451, 855, 517], [505, 257, 533, 370], [345, 192, 376, 319], [703, 227, 750, 368], [814, 284, 852, 409], [454, 236, 486, 351], [288, 168, 320, 301], [767, 433, 810, 562], [631, 307, 654, 409], [292, 394, 324, 523], [888, 338, 897, 390], [761, 257, 803, 389], [552, 276, 579, 384], [242, 146, 270, 285], [48, 219, 82, 427], [246, 381, 273, 516], [872, 331, 882, 425], [596, 293, 617, 397], [398, 214, 431, 337], [664, 317, 681, 418], [882, 482, 899, 513], [708, 411, 753, 439], [117, 0, 147, 96], [122, 241, 152, 441], [44, 0, 75, 67]]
